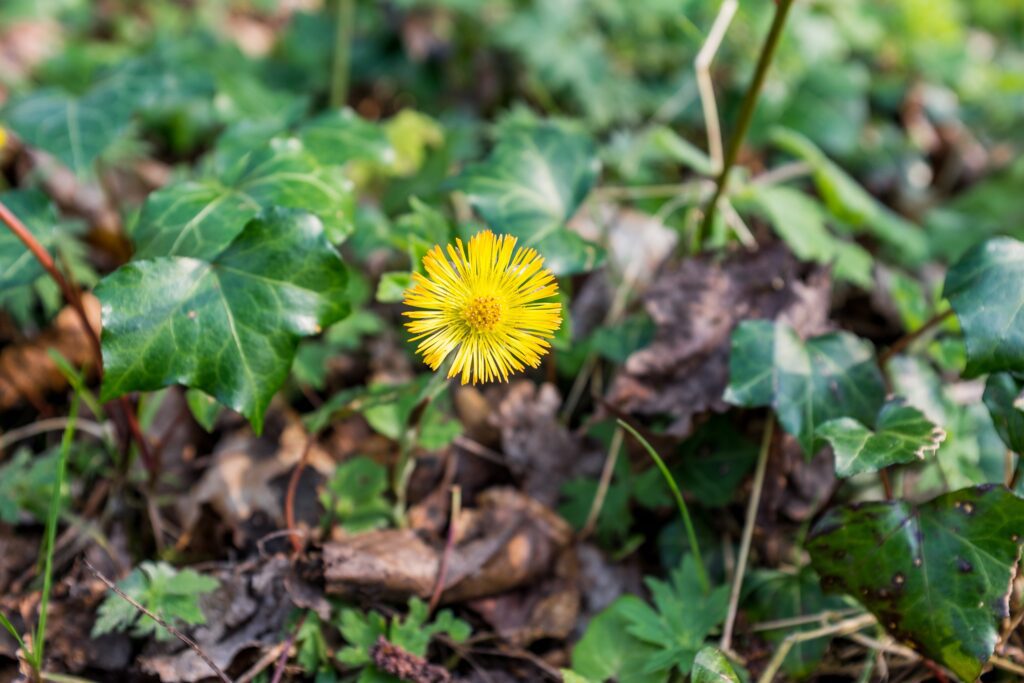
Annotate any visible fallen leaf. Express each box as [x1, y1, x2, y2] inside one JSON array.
[[0, 294, 100, 410], [491, 382, 602, 506], [609, 244, 831, 437], [468, 549, 580, 646], [140, 556, 296, 682], [324, 488, 572, 603], [177, 413, 334, 546]]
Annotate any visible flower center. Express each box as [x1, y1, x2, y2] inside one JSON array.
[[463, 296, 502, 331]]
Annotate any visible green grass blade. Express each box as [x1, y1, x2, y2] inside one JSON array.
[[34, 394, 80, 669], [618, 419, 711, 594], [0, 610, 26, 652]]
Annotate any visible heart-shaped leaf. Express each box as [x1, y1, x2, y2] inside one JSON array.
[[807, 485, 1024, 682], [944, 237, 1024, 377], [3, 90, 131, 177], [725, 320, 886, 457], [818, 398, 946, 477], [0, 190, 59, 288], [299, 108, 394, 167], [97, 208, 349, 433], [453, 123, 602, 276], [983, 373, 1024, 454], [132, 139, 354, 259]]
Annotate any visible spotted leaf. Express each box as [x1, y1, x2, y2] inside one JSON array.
[[807, 486, 1024, 682]]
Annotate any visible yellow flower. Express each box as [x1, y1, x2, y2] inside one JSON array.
[[403, 230, 562, 384]]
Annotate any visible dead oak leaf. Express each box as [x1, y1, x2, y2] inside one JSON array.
[[608, 244, 832, 437]]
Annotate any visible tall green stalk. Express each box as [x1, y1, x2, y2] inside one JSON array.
[[699, 0, 795, 245], [618, 420, 711, 595], [330, 0, 356, 108], [33, 394, 80, 673]]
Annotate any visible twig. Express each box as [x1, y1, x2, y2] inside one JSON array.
[[757, 613, 876, 683], [721, 417, 774, 652], [751, 160, 812, 186], [0, 417, 109, 452], [879, 469, 894, 500], [580, 426, 624, 540], [235, 642, 288, 683], [750, 608, 864, 633], [82, 560, 232, 683], [284, 434, 318, 554], [270, 613, 306, 683], [429, 486, 461, 613], [990, 654, 1024, 677], [695, 0, 739, 174], [618, 419, 710, 594], [878, 309, 955, 367], [699, 0, 796, 244]]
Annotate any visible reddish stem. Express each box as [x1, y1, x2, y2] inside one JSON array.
[[429, 485, 461, 613], [0, 199, 155, 474], [879, 309, 955, 367], [0, 200, 102, 365], [284, 435, 317, 554]]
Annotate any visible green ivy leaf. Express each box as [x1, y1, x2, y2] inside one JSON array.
[[983, 373, 1024, 454], [453, 123, 602, 276], [97, 208, 349, 434], [92, 561, 218, 641], [807, 485, 1024, 682], [817, 398, 946, 477], [618, 556, 730, 676], [3, 90, 130, 177], [944, 237, 1024, 377], [692, 646, 743, 683], [132, 138, 354, 259], [0, 190, 59, 288], [300, 108, 394, 167], [725, 320, 886, 458]]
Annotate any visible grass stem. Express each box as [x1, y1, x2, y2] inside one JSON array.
[[617, 419, 711, 594]]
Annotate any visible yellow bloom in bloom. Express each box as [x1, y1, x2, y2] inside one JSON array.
[[403, 230, 562, 384]]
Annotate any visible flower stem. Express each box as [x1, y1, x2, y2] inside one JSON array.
[[618, 419, 711, 595], [699, 0, 795, 245], [330, 0, 355, 109]]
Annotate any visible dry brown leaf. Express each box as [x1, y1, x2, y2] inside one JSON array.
[[608, 244, 832, 437], [140, 556, 295, 682], [490, 382, 602, 506], [177, 414, 334, 545], [0, 294, 100, 410], [467, 548, 579, 646], [324, 487, 572, 604]]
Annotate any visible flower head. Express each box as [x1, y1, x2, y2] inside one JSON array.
[[403, 230, 562, 384]]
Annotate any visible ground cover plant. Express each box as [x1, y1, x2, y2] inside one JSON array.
[[1, 0, 1024, 681]]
